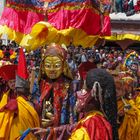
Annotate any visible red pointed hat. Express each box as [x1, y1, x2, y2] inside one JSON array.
[[17, 48, 28, 80], [0, 64, 17, 81], [15, 48, 29, 89]]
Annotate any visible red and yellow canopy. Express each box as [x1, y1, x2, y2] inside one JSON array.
[[0, 0, 111, 51]]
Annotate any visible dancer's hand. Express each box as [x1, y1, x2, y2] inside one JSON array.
[[31, 127, 49, 138]]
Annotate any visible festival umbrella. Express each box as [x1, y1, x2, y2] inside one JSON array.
[[0, 0, 111, 51]]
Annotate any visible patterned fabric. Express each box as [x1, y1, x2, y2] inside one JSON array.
[[40, 78, 77, 126], [47, 0, 87, 8], [7, 0, 44, 10]]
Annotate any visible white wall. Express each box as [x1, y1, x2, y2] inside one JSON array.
[[0, 0, 5, 17], [0, 0, 8, 45]]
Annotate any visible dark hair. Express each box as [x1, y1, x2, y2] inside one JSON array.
[[86, 68, 118, 140]]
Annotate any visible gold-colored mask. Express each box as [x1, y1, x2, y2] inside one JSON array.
[[44, 56, 63, 79]]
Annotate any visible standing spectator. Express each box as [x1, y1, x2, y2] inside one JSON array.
[[115, 0, 123, 12], [80, 49, 87, 63], [134, 0, 140, 12], [67, 53, 77, 72], [95, 49, 101, 64]]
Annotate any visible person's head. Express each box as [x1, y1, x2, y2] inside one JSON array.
[[7, 79, 16, 90], [99, 49, 104, 54], [87, 51, 94, 62], [41, 43, 72, 80], [115, 71, 135, 98], [108, 54, 114, 62], [0, 64, 17, 91], [122, 77, 134, 98], [114, 72, 134, 99], [76, 68, 118, 139], [130, 62, 138, 74]]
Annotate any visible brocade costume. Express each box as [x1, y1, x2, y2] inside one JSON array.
[[69, 111, 112, 140], [40, 77, 78, 126]]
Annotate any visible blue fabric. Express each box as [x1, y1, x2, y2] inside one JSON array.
[[60, 87, 77, 124], [48, 0, 86, 8], [69, 92, 77, 123], [7, 0, 44, 7], [47, 0, 103, 8], [69, 94, 76, 107], [61, 107, 67, 124], [31, 80, 40, 103]]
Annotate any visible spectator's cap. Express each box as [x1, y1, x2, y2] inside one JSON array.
[[0, 64, 17, 81], [95, 49, 99, 53]]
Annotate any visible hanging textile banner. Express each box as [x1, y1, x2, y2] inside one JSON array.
[[20, 0, 112, 51], [0, 0, 45, 43], [0, 0, 111, 50]]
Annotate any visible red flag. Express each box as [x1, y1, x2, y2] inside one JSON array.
[[17, 48, 28, 80]]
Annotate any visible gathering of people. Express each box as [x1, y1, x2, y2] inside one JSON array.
[[0, 0, 140, 139], [113, 0, 140, 15], [0, 41, 140, 140]]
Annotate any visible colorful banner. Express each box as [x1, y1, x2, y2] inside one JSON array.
[[0, 0, 45, 43], [6, 0, 44, 12], [0, 0, 111, 50]]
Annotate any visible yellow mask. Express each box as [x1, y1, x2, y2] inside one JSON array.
[[44, 56, 63, 79]]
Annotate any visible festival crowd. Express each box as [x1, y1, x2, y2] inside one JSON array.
[[0, 40, 140, 140], [113, 0, 140, 16]]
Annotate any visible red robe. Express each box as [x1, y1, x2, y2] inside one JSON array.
[[69, 111, 112, 140]]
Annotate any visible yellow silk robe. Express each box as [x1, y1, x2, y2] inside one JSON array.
[[118, 95, 140, 140], [0, 91, 40, 140]]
